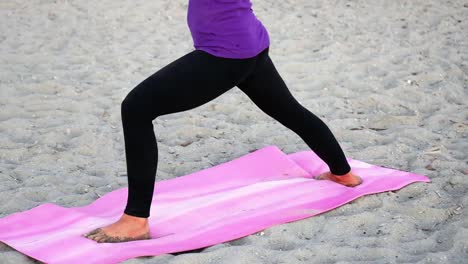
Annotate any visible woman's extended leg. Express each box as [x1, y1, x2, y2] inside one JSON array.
[[84, 49, 258, 243], [237, 51, 361, 186]]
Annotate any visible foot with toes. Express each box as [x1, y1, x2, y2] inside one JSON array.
[[315, 171, 363, 187], [83, 213, 151, 243]]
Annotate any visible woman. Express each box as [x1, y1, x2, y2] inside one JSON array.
[[84, 0, 362, 243]]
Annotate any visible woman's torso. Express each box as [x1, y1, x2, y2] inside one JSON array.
[[187, 0, 270, 59]]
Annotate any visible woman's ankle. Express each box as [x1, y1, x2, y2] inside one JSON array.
[[332, 171, 352, 177]]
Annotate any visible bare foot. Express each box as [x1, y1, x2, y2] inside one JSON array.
[[315, 171, 363, 187], [83, 213, 151, 243]]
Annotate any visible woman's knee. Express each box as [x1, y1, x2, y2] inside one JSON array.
[[121, 91, 153, 122]]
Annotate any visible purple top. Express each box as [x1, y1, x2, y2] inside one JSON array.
[[187, 0, 270, 59]]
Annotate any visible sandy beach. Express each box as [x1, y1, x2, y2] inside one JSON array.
[[0, 0, 467, 263]]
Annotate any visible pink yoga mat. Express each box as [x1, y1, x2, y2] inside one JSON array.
[[0, 145, 430, 263]]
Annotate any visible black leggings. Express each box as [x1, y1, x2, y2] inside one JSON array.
[[121, 46, 351, 218]]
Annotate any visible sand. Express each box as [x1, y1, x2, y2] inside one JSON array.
[[0, 0, 467, 263]]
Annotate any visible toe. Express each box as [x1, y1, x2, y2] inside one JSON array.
[[84, 233, 95, 239], [86, 230, 104, 242], [96, 234, 108, 243], [84, 228, 101, 237], [88, 234, 101, 241]]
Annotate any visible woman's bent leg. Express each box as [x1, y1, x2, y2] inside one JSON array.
[[237, 55, 351, 176], [121, 50, 256, 218]]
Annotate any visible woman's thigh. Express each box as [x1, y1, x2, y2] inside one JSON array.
[[237, 55, 302, 118], [123, 49, 257, 119]]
